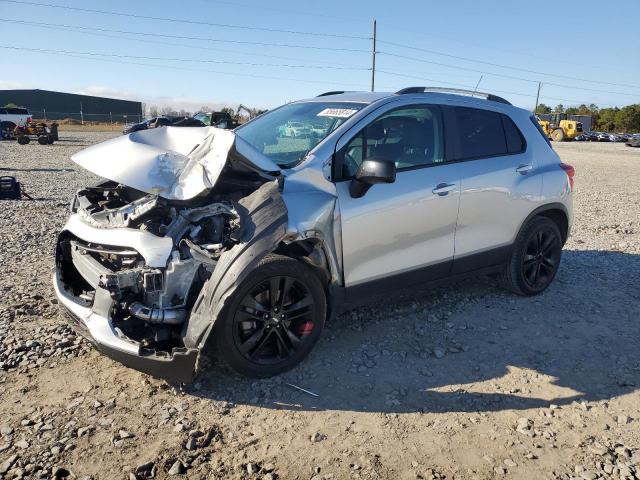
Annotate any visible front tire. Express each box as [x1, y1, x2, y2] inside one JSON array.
[[500, 216, 563, 296], [212, 254, 326, 377], [551, 128, 565, 142]]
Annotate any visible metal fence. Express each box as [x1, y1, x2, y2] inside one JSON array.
[[28, 109, 143, 124]]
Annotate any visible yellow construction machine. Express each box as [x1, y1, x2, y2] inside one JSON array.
[[537, 114, 583, 141]]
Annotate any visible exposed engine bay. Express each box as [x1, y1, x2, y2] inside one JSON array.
[[57, 180, 247, 353]]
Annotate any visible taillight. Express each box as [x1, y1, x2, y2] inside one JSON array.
[[560, 162, 575, 191]]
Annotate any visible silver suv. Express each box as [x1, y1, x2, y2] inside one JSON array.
[[53, 87, 574, 381]]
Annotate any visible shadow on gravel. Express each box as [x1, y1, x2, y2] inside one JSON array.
[[190, 250, 640, 414]]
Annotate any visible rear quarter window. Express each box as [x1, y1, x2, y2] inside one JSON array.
[[502, 115, 525, 153]]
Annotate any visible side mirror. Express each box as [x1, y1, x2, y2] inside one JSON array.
[[349, 157, 396, 198]]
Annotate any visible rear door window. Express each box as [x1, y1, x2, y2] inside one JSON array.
[[453, 107, 507, 159]]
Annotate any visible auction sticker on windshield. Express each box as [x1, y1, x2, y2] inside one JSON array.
[[317, 108, 359, 118]]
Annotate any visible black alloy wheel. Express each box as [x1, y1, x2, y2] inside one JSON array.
[[500, 216, 563, 296], [212, 254, 326, 377], [233, 275, 316, 365], [522, 226, 561, 290]]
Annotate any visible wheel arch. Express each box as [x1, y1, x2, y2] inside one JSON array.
[[183, 182, 340, 363], [274, 238, 332, 285], [519, 203, 569, 245], [273, 237, 347, 320]]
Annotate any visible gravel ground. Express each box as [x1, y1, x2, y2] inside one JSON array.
[[0, 133, 638, 480]]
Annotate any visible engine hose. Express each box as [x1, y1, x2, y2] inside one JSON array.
[[128, 302, 187, 325]]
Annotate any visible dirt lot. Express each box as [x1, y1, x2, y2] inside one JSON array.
[[0, 134, 638, 480]]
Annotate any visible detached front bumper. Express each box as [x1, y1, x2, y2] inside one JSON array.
[[53, 270, 199, 383]]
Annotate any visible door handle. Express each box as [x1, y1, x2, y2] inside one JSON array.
[[432, 182, 456, 196], [516, 164, 533, 175]]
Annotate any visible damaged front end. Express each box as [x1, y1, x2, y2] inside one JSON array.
[[53, 127, 286, 382]]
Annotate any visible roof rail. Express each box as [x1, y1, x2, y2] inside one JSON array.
[[316, 90, 346, 97], [395, 86, 512, 105]]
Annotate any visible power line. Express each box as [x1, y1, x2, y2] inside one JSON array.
[[194, 0, 363, 23], [0, 45, 370, 89], [0, 45, 370, 71], [376, 69, 476, 90], [378, 40, 640, 90], [380, 23, 636, 79], [376, 70, 615, 106], [0, 18, 370, 54], [0, 18, 369, 68], [537, 94, 613, 107], [0, 0, 371, 40], [377, 70, 537, 98], [378, 51, 640, 98], [0, 18, 350, 66], [379, 51, 543, 84]]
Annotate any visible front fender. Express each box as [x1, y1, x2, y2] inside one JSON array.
[[182, 180, 288, 350]]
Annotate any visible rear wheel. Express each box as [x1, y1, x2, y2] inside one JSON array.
[[500, 216, 563, 296], [551, 128, 565, 142], [213, 254, 326, 377], [37, 135, 48, 145]]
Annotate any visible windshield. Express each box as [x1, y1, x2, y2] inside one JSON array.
[[235, 102, 365, 167]]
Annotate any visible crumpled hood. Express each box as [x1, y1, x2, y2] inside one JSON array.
[[71, 126, 280, 200]]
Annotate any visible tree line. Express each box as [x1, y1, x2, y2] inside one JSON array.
[[535, 103, 640, 132]]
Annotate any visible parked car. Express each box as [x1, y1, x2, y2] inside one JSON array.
[[574, 134, 588, 141], [610, 134, 628, 142], [122, 118, 152, 135], [596, 132, 611, 142], [193, 111, 237, 129], [171, 117, 206, 127], [0, 106, 32, 138], [122, 116, 186, 134], [123, 113, 237, 135], [584, 132, 599, 141], [53, 87, 574, 382], [626, 134, 640, 147], [281, 121, 312, 138]]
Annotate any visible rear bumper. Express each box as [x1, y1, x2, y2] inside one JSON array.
[[53, 271, 198, 383]]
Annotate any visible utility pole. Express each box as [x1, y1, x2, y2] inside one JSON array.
[[371, 19, 377, 92], [474, 75, 483, 92], [80, 102, 84, 125], [43, 108, 46, 121], [534, 82, 542, 114]]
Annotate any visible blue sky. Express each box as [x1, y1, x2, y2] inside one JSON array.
[[1, 0, 639, 113]]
